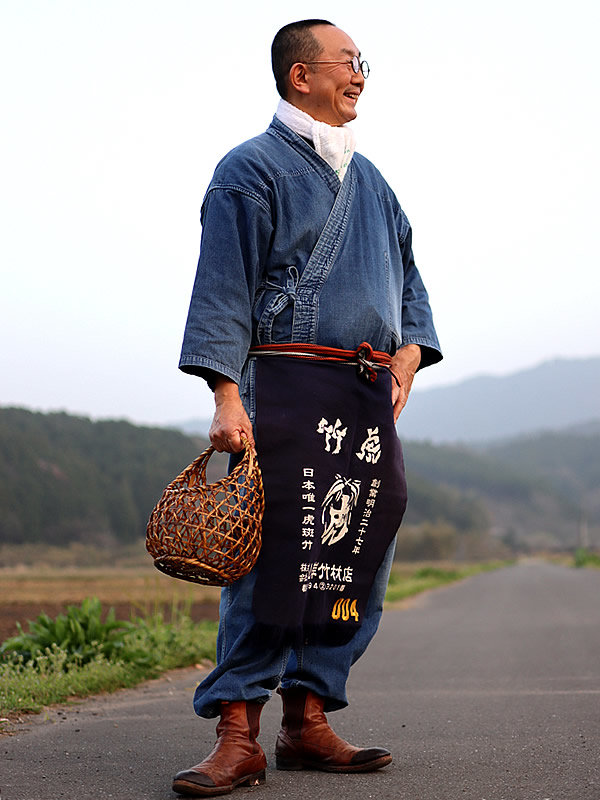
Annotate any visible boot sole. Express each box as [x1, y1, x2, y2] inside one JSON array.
[[173, 769, 266, 796], [276, 754, 392, 773]]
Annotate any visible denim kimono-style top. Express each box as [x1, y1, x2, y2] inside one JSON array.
[[179, 116, 441, 390]]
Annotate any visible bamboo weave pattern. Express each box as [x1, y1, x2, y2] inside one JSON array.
[[146, 442, 264, 585]]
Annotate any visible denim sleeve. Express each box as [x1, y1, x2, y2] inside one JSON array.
[[178, 187, 273, 386], [397, 211, 443, 370]]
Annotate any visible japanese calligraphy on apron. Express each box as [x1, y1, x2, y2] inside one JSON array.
[[252, 355, 407, 643]]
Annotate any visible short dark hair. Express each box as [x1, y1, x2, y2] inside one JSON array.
[[271, 19, 334, 99]]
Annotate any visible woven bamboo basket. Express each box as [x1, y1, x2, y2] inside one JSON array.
[[146, 441, 264, 586]]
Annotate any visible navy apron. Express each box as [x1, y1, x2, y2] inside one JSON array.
[[251, 355, 407, 644]]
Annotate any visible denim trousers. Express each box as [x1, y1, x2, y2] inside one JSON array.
[[193, 537, 396, 719]]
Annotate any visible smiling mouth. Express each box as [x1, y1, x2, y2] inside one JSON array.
[[344, 91, 360, 102]]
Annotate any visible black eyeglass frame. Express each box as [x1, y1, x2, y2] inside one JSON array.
[[303, 55, 370, 79]]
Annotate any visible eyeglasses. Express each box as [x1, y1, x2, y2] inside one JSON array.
[[303, 55, 370, 79]]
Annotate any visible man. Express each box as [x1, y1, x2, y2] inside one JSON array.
[[174, 19, 441, 797]]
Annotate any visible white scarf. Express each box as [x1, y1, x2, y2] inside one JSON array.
[[275, 98, 356, 182]]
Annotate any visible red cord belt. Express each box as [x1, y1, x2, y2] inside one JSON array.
[[248, 342, 393, 384]]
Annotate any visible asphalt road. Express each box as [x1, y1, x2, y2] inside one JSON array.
[[2, 561, 599, 800]]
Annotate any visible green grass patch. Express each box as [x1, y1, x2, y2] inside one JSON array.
[[573, 548, 600, 569], [384, 560, 510, 604], [1, 596, 137, 664], [0, 598, 217, 716]]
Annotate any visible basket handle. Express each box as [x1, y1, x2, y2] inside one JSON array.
[[199, 436, 257, 481], [240, 436, 256, 468], [188, 437, 257, 487]]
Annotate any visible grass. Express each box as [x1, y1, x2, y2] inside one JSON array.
[[0, 559, 511, 720], [573, 548, 600, 569], [1, 648, 145, 714], [0, 600, 218, 716], [384, 560, 510, 604]]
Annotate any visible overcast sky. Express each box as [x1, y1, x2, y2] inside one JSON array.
[[1, 0, 598, 426]]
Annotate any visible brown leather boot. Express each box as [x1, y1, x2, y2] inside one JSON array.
[[172, 701, 267, 796], [275, 687, 392, 772]]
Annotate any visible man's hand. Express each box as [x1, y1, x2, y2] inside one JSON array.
[[209, 377, 255, 453], [390, 344, 421, 422]]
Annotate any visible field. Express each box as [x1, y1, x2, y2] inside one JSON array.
[[0, 564, 221, 643]]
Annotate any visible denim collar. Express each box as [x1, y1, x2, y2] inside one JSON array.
[[267, 116, 342, 194]]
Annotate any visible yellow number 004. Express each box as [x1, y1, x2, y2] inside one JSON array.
[[331, 598, 359, 622]]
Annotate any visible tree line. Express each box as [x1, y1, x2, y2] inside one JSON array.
[[1, 407, 597, 558]]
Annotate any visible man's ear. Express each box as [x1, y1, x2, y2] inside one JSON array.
[[288, 62, 311, 96]]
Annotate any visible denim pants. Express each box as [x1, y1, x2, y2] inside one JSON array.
[[193, 537, 396, 719]]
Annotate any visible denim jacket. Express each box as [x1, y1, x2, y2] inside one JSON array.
[[179, 117, 441, 389]]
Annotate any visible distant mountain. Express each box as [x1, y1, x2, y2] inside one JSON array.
[[170, 417, 212, 438], [0, 408, 211, 546], [2, 405, 597, 557], [396, 356, 600, 442], [403, 432, 598, 553], [484, 427, 600, 520], [563, 419, 600, 436]]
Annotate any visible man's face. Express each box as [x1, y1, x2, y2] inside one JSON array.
[[302, 25, 365, 126]]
